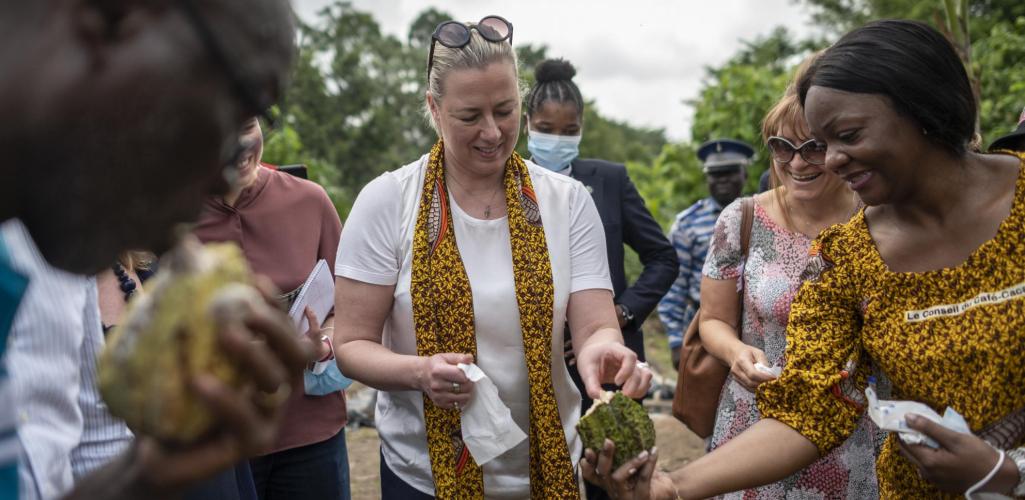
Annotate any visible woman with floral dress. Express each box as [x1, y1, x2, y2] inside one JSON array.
[[694, 60, 877, 498]]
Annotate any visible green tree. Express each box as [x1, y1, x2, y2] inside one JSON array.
[[628, 28, 811, 230], [580, 108, 666, 165], [407, 8, 451, 49], [629, 1, 1024, 233], [973, 17, 1025, 146], [275, 3, 670, 219], [516, 44, 551, 75], [800, 0, 1024, 35], [798, 0, 1025, 145], [286, 2, 432, 194], [625, 143, 702, 227], [689, 63, 793, 195]]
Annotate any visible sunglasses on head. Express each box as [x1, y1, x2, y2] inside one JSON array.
[[427, 16, 514, 82], [766, 136, 827, 166]]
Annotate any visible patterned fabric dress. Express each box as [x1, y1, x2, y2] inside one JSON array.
[[759, 154, 1025, 498], [703, 198, 880, 499]]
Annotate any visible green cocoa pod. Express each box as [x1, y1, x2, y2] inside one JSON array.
[[576, 391, 655, 469], [99, 237, 267, 444]]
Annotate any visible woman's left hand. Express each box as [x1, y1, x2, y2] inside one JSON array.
[[576, 340, 652, 400], [302, 307, 332, 361], [898, 413, 1016, 494]]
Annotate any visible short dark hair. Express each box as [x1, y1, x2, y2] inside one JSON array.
[[797, 19, 975, 155], [526, 58, 585, 118]]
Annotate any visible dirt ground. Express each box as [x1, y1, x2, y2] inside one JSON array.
[[346, 319, 706, 499], [347, 414, 706, 499]]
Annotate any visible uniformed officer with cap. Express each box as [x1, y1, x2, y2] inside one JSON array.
[[658, 138, 754, 368]]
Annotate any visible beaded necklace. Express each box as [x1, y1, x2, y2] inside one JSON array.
[[111, 262, 138, 302]]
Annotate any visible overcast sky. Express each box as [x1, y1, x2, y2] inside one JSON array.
[[293, 1, 819, 141]]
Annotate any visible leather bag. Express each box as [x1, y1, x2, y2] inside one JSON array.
[[671, 198, 755, 438]]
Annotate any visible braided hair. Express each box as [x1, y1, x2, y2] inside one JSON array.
[[526, 59, 584, 118]]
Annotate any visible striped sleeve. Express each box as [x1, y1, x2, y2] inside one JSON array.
[[658, 199, 721, 348], [2, 220, 87, 500], [71, 278, 132, 479], [0, 233, 26, 500]]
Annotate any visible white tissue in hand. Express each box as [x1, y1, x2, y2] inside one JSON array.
[[753, 363, 782, 378], [456, 363, 527, 466], [865, 387, 971, 448]]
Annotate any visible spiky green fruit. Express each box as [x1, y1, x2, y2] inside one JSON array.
[[576, 391, 656, 469], [99, 237, 268, 444]]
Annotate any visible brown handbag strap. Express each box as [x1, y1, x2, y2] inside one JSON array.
[[739, 197, 755, 258], [734, 197, 756, 326]]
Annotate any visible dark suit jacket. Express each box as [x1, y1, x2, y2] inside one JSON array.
[[568, 159, 678, 360]]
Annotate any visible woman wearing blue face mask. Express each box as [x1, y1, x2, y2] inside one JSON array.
[[524, 59, 586, 173], [525, 57, 678, 500]]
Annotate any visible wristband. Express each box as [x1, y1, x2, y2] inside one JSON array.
[[318, 334, 334, 362], [964, 447, 1005, 499], [1007, 447, 1025, 497]]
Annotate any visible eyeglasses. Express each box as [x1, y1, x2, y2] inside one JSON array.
[[427, 16, 514, 82], [766, 136, 827, 166], [175, 0, 277, 128]]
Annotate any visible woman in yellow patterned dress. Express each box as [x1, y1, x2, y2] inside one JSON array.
[[332, 16, 651, 500], [583, 19, 1025, 500]]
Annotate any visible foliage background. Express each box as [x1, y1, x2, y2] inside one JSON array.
[[265, 0, 1025, 246]]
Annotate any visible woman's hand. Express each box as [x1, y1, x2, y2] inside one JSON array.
[[898, 414, 1019, 495], [301, 307, 332, 361], [728, 344, 776, 391], [417, 353, 475, 410], [580, 439, 667, 499], [576, 340, 653, 400]]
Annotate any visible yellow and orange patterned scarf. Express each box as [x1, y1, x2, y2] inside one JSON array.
[[410, 141, 577, 498]]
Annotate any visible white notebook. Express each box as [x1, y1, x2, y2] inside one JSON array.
[[287, 259, 335, 334]]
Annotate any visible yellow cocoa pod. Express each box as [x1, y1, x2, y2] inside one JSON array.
[[99, 236, 266, 444]]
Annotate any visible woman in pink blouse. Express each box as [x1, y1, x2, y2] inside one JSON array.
[[193, 117, 349, 500]]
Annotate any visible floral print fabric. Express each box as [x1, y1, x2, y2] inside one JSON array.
[[703, 198, 879, 499]]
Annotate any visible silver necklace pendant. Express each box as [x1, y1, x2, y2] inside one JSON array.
[[484, 205, 491, 218]]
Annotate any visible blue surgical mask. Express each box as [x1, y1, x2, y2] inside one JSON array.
[[527, 129, 582, 171], [304, 362, 353, 396]]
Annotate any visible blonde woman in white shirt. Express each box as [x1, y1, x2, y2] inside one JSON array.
[[333, 15, 651, 500]]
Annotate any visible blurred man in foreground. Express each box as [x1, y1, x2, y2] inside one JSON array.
[[0, 0, 311, 498]]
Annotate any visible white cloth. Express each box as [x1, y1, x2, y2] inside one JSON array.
[[2, 220, 132, 500], [456, 363, 527, 466], [335, 155, 612, 498]]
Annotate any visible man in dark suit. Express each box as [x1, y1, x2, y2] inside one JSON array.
[[563, 159, 678, 392]]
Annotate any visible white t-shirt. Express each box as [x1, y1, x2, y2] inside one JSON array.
[[335, 155, 612, 498]]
